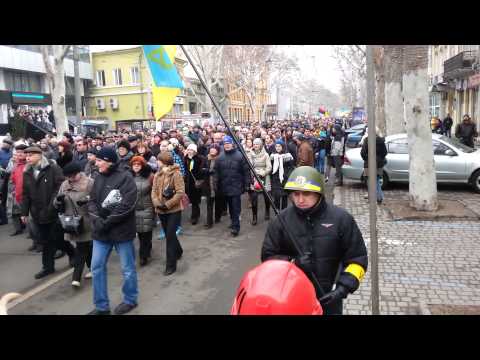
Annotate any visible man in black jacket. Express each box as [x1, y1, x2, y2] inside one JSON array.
[[360, 132, 388, 204], [455, 114, 478, 148], [261, 166, 367, 315], [87, 147, 139, 315], [443, 114, 453, 138], [213, 135, 250, 237], [73, 139, 89, 170], [21, 146, 76, 279]]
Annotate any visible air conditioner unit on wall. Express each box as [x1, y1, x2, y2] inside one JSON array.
[[96, 98, 105, 110], [110, 98, 119, 110]]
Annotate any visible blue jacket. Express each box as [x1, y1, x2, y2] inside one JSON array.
[[0, 148, 12, 169], [213, 148, 250, 197]]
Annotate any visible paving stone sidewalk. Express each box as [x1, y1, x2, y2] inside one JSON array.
[[335, 181, 480, 315]]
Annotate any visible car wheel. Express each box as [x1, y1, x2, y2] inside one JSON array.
[[470, 170, 480, 193]]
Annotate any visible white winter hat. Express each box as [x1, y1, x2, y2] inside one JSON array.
[[253, 138, 263, 146], [187, 144, 198, 153], [169, 138, 179, 147]]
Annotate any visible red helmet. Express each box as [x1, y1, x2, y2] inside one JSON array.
[[230, 260, 323, 315]]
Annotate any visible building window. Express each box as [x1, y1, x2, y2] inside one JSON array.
[[4, 70, 41, 93], [131, 66, 140, 85], [113, 68, 122, 86], [430, 93, 440, 118], [96, 70, 106, 87]]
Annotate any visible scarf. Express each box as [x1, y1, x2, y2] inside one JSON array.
[[271, 153, 293, 183]]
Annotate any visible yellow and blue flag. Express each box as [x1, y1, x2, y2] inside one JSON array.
[[142, 45, 184, 120]]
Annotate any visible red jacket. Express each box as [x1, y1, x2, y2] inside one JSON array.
[[11, 161, 26, 204]]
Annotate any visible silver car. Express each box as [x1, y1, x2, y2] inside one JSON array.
[[342, 133, 480, 192]]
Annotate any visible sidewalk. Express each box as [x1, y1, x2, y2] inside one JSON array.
[[335, 180, 480, 315]]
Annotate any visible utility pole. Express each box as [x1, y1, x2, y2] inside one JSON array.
[[73, 45, 82, 134], [366, 45, 380, 315]]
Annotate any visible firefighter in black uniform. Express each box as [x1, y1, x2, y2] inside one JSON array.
[[261, 166, 368, 315]]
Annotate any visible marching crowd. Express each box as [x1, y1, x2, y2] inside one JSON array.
[[0, 117, 362, 314]]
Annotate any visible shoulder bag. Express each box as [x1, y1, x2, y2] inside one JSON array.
[[190, 171, 205, 189], [58, 195, 84, 235]]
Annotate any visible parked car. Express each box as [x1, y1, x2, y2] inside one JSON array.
[[345, 124, 367, 148], [345, 124, 367, 134], [342, 133, 480, 192]]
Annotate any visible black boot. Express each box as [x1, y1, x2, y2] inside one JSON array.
[[251, 208, 257, 226], [164, 265, 176, 276], [35, 268, 55, 279], [264, 208, 270, 221]]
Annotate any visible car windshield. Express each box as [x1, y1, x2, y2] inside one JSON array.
[[439, 136, 476, 153]]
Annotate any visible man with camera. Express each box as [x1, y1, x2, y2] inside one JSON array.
[[87, 147, 139, 315]]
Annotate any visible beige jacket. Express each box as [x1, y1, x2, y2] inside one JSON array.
[[151, 164, 185, 214]]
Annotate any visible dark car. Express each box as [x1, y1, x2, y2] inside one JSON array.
[[345, 124, 367, 148]]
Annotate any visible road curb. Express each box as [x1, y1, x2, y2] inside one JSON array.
[[6, 268, 74, 311]]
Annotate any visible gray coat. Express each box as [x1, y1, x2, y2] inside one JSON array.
[[132, 166, 155, 233], [55, 173, 94, 243]]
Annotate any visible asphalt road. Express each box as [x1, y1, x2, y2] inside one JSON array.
[[4, 175, 335, 315]]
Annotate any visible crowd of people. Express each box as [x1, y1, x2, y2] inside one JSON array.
[[10, 106, 55, 132], [0, 116, 366, 315]]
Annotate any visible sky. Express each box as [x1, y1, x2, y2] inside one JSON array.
[[293, 45, 342, 94], [89, 45, 342, 94]]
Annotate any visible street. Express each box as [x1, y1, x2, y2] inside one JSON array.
[[5, 180, 335, 315], [4, 170, 480, 315]]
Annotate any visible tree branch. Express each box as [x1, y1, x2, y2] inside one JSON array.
[[41, 45, 54, 77], [354, 45, 366, 56], [59, 45, 72, 61]]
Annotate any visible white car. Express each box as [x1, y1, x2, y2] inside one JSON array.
[[342, 133, 480, 192]]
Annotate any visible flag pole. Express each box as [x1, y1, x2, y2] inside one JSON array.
[[180, 45, 327, 297]]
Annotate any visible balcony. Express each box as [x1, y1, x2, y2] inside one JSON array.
[[443, 51, 478, 80]]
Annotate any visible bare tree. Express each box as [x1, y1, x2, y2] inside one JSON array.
[[263, 47, 300, 121], [41, 45, 71, 138], [384, 46, 406, 135], [402, 45, 438, 211], [295, 78, 342, 115], [332, 45, 366, 108], [223, 45, 273, 124], [373, 46, 386, 135], [181, 45, 226, 115]]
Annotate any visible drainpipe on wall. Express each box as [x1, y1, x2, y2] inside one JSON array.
[[139, 51, 146, 123]]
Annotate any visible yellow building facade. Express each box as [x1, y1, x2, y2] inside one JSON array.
[[227, 77, 269, 125], [85, 47, 187, 131]]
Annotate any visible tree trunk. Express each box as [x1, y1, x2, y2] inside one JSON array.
[[374, 46, 386, 135], [402, 45, 438, 211], [42, 45, 70, 139], [384, 46, 405, 136], [52, 49, 69, 137]]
